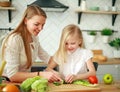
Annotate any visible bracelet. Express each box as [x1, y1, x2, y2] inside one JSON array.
[[37, 71, 40, 76]]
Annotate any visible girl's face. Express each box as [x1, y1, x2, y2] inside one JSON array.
[[25, 15, 46, 36], [65, 35, 81, 53]]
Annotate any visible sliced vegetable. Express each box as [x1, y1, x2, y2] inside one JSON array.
[[53, 80, 64, 86], [53, 82, 62, 86], [73, 80, 91, 86]]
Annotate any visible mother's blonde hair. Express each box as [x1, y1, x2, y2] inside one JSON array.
[[1, 5, 47, 69], [54, 24, 83, 64]]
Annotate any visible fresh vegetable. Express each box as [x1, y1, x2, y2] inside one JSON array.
[[53, 82, 62, 86], [20, 76, 41, 92], [53, 80, 67, 86], [103, 73, 113, 84], [31, 78, 48, 92], [53, 80, 63, 86], [88, 76, 98, 84], [2, 84, 20, 92], [52, 76, 98, 87], [53, 79, 92, 86], [53, 79, 91, 86], [73, 80, 91, 86], [20, 76, 48, 92]]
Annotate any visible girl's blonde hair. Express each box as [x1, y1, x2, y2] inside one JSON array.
[[1, 5, 47, 69], [54, 24, 83, 64]]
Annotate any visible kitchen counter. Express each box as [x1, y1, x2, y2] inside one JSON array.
[[96, 58, 120, 65], [5, 82, 120, 92], [99, 82, 120, 92], [49, 83, 120, 92], [33, 58, 120, 66], [48, 83, 101, 92]]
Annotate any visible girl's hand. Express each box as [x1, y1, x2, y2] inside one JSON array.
[[65, 74, 76, 83]]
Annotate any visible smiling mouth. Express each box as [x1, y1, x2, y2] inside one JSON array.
[[35, 30, 39, 34], [68, 49, 74, 51]]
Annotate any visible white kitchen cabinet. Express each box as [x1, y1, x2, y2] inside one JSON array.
[[96, 64, 120, 82]]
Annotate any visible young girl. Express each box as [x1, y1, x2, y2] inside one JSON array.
[[1, 5, 61, 83], [47, 24, 96, 83]]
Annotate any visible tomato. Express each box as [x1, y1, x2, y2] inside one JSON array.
[[88, 76, 98, 84], [2, 84, 20, 92]]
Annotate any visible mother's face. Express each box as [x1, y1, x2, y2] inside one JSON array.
[[25, 15, 46, 36]]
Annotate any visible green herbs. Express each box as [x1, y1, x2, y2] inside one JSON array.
[[88, 31, 97, 35], [101, 28, 113, 36], [109, 38, 120, 50]]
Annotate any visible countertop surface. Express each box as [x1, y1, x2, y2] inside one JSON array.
[[48, 83, 120, 92], [96, 58, 120, 65], [33, 58, 120, 66], [5, 82, 120, 92], [48, 83, 101, 92]]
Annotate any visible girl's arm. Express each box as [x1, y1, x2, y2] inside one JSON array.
[[65, 58, 96, 83], [75, 58, 96, 80]]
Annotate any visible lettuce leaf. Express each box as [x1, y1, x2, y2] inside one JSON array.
[[20, 76, 41, 92]]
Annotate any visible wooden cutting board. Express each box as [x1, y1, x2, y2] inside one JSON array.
[[48, 84, 101, 92]]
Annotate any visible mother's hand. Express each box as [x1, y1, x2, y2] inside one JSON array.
[[40, 71, 62, 83]]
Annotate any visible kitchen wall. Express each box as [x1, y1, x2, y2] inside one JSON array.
[[0, 0, 120, 61]]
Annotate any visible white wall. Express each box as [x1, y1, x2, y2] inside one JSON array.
[[0, 0, 120, 60]]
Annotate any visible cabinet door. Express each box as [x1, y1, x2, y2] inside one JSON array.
[[96, 64, 120, 82]]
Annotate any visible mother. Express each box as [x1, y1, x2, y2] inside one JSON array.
[[1, 5, 61, 83]]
